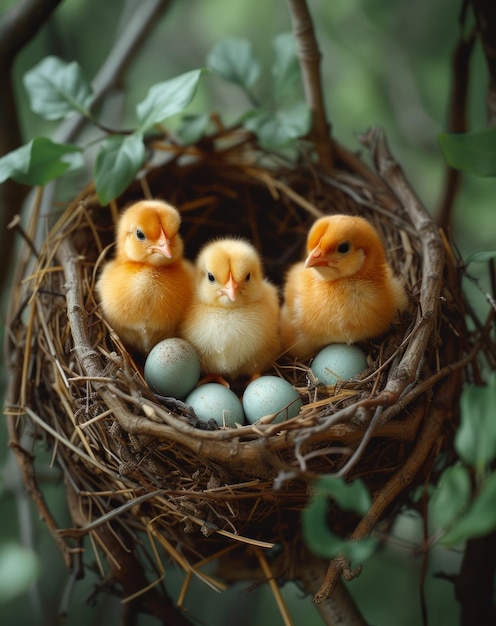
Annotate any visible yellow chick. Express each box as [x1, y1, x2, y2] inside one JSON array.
[[280, 214, 408, 359], [179, 238, 280, 380], [96, 199, 194, 354]]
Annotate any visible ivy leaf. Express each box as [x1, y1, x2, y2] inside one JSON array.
[[455, 373, 496, 477], [438, 128, 496, 177], [244, 102, 311, 149], [272, 33, 304, 106], [302, 477, 376, 562], [136, 69, 203, 132], [23, 56, 93, 120], [429, 464, 471, 531], [94, 132, 145, 205], [0, 137, 83, 186], [207, 37, 261, 91], [441, 471, 496, 546]]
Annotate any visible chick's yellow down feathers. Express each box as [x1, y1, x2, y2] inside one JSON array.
[[280, 214, 408, 359], [96, 200, 194, 354], [179, 238, 280, 379]]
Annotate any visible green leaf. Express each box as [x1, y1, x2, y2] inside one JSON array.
[[438, 128, 496, 177], [136, 69, 203, 132], [313, 476, 373, 516], [302, 477, 376, 561], [23, 56, 93, 120], [207, 37, 261, 91], [455, 373, 496, 476], [272, 33, 304, 106], [303, 504, 377, 561], [244, 102, 311, 149], [429, 464, 471, 531], [0, 138, 83, 186], [441, 471, 496, 546], [94, 132, 145, 205], [0, 543, 38, 603], [465, 249, 496, 265]]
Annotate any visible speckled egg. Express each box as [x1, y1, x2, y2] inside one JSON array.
[[242, 376, 302, 425], [144, 338, 200, 399], [185, 383, 244, 427], [310, 344, 368, 386]]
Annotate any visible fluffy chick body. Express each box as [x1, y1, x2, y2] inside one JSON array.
[[180, 238, 280, 379], [96, 200, 194, 354], [280, 214, 408, 359]]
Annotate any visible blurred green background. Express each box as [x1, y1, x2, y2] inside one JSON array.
[[1, 0, 495, 624]]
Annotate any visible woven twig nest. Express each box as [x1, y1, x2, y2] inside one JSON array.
[[5, 126, 474, 615]]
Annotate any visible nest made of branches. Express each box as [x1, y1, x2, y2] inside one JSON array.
[[4, 126, 483, 611]]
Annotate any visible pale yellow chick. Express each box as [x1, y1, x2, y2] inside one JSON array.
[[180, 238, 280, 380], [96, 199, 194, 354]]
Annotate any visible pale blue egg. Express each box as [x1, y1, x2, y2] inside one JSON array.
[[243, 376, 302, 424], [144, 338, 200, 399], [310, 344, 368, 386], [185, 383, 244, 427]]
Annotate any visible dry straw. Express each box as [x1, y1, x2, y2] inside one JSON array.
[[5, 121, 488, 624]]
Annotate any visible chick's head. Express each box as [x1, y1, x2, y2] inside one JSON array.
[[304, 214, 387, 280], [116, 200, 183, 265], [196, 239, 264, 307]]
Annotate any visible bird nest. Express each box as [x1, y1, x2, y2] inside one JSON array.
[[4, 126, 478, 616]]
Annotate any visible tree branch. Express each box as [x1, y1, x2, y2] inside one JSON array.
[[218, 549, 368, 626], [286, 0, 334, 172], [455, 531, 496, 626], [35, 0, 175, 251], [435, 12, 476, 230], [470, 0, 496, 125], [300, 558, 368, 626], [0, 0, 63, 59], [51, 0, 174, 145], [0, 0, 63, 301]]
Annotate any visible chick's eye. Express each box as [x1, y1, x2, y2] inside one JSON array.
[[136, 228, 146, 241], [207, 272, 215, 283], [245, 273, 251, 282], [337, 241, 351, 254]]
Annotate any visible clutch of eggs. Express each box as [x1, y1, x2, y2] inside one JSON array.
[[144, 339, 304, 427]]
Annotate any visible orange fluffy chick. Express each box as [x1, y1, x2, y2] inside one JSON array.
[[280, 214, 408, 359], [96, 199, 194, 354], [179, 238, 280, 380]]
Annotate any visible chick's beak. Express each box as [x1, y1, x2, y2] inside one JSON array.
[[305, 245, 335, 269], [151, 228, 172, 258], [222, 272, 238, 302]]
